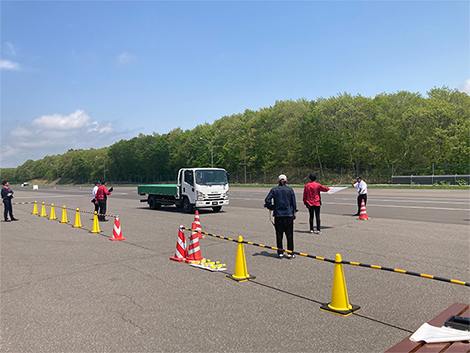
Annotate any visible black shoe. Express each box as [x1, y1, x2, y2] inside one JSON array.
[[353, 213, 359, 216], [102, 219, 108, 222], [11, 218, 19, 221], [4, 219, 10, 222]]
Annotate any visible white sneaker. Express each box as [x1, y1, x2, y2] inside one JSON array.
[[310, 230, 314, 234]]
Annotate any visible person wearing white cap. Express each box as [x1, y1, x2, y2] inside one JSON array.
[[264, 174, 298, 259]]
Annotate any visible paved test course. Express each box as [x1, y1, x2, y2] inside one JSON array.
[[1, 185, 469, 352]]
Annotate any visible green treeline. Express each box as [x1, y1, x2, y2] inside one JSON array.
[[2, 87, 469, 184]]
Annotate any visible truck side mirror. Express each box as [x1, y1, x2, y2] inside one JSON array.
[[226, 172, 230, 182]]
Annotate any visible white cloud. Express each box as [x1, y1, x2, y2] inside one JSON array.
[[117, 52, 136, 65], [0, 59, 20, 70], [32, 110, 91, 130], [0, 109, 136, 168], [461, 78, 470, 94], [5, 42, 18, 56]]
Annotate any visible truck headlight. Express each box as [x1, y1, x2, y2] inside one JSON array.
[[224, 191, 229, 199], [197, 191, 204, 200]]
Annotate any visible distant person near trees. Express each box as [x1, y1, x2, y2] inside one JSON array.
[[2, 181, 18, 222], [303, 173, 329, 234], [352, 176, 367, 216], [95, 181, 113, 222]]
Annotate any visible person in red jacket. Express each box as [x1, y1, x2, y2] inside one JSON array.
[[303, 173, 329, 234], [95, 181, 113, 221]]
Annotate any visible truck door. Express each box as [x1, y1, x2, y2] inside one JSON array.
[[182, 169, 195, 203]]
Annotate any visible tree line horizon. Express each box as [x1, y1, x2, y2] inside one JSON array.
[[2, 86, 469, 184]]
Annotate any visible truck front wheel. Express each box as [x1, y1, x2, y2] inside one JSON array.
[[182, 197, 194, 213], [212, 206, 222, 212]]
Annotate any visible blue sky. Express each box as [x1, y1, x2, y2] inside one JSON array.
[[1, 1, 468, 168]]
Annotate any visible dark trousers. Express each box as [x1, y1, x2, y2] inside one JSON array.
[[98, 200, 107, 221], [357, 194, 367, 214], [274, 217, 294, 255], [3, 199, 13, 220], [94, 201, 100, 215], [307, 205, 321, 231]]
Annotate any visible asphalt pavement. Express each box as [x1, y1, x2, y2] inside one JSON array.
[[1, 185, 469, 352]]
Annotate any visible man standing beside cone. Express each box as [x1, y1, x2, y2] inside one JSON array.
[[352, 176, 367, 216]]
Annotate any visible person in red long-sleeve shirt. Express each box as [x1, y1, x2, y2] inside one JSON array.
[[95, 181, 113, 221], [303, 173, 329, 234]]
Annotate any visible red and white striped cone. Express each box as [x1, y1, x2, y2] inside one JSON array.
[[193, 210, 204, 239], [357, 200, 370, 220], [185, 226, 203, 264], [170, 225, 187, 262], [109, 215, 126, 241]]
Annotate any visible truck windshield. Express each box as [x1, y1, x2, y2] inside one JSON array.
[[195, 170, 228, 185]]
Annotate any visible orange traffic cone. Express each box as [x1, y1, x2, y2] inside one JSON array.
[[320, 253, 361, 316], [357, 199, 370, 220], [185, 227, 203, 264], [194, 210, 204, 238], [170, 225, 187, 261], [109, 215, 125, 241]]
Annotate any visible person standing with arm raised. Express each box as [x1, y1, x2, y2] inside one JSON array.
[[303, 173, 329, 234], [95, 181, 113, 222], [352, 176, 367, 216]]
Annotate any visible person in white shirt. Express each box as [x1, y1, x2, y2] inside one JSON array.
[[92, 181, 100, 214], [352, 176, 367, 216]]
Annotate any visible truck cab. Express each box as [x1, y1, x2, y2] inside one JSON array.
[[178, 168, 229, 212]]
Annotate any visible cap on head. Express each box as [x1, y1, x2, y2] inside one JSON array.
[[95, 181, 100, 185], [278, 174, 287, 182], [357, 176, 362, 180], [309, 173, 316, 181], [101, 180, 106, 184]]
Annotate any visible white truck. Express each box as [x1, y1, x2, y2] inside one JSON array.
[[138, 168, 229, 213]]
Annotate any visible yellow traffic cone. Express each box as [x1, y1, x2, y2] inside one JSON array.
[[320, 253, 361, 316], [39, 202, 48, 217], [60, 206, 69, 223], [49, 204, 57, 220], [89, 212, 101, 233], [32, 201, 38, 215], [226, 236, 256, 282], [73, 208, 83, 228]]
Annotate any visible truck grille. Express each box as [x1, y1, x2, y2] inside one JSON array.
[[207, 193, 221, 199]]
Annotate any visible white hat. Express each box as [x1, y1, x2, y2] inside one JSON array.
[[278, 174, 287, 181]]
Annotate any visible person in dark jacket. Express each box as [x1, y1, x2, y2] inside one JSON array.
[[2, 181, 18, 222], [264, 174, 298, 259], [303, 173, 330, 234]]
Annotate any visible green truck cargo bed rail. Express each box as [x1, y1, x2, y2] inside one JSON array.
[[138, 184, 179, 196]]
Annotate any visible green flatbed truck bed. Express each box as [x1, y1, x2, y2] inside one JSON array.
[[137, 184, 179, 196]]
